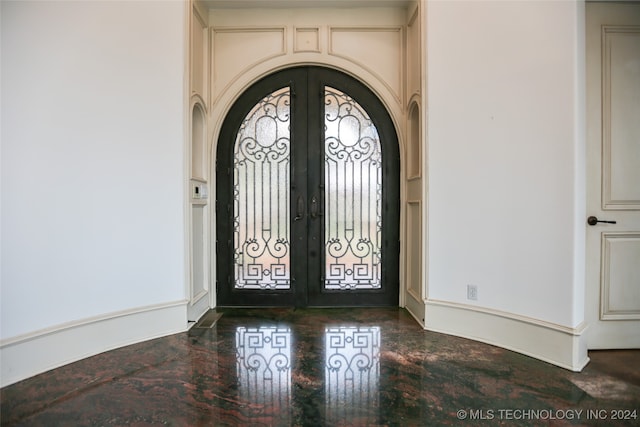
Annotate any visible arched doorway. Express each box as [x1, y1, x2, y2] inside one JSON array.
[[216, 66, 399, 307]]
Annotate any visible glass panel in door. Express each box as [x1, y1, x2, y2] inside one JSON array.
[[324, 87, 382, 291], [233, 87, 291, 290]]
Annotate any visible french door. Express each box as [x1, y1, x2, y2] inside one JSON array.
[[216, 67, 399, 307]]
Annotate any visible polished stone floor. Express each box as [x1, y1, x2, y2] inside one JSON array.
[[1, 308, 639, 426]]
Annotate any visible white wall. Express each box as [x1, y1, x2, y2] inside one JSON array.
[[426, 0, 586, 329], [0, 0, 590, 382], [1, 1, 186, 340]]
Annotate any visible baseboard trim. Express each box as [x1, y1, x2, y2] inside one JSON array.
[[405, 304, 426, 328], [0, 300, 189, 387], [424, 299, 589, 372], [404, 293, 426, 328]]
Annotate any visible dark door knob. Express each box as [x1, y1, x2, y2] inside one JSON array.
[[587, 216, 617, 226]]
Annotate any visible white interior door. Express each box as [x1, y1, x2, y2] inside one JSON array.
[[586, 2, 640, 349]]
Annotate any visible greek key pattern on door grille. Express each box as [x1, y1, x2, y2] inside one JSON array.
[[325, 326, 380, 423], [324, 87, 383, 290], [236, 326, 292, 420], [233, 87, 291, 289]]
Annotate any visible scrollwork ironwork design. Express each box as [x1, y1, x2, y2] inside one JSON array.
[[234, 88, 291, 290], [324, 87, 383, 290]]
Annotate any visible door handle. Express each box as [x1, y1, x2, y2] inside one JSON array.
[[310, 195, 318, 219], [310, 190, 325, 219], [294, 195, 305, 221], [587, 216, 617, 226]]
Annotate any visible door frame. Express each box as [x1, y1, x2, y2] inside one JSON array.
[[215, 66, 401, 307]]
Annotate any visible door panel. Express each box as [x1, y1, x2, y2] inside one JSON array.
[[602, 28, 640, 209], [233, 87, 292, 290], [600, 233, 640, 320], [586, 3, 640, 348], [323, 86, 383, 291], [217, 67, 399, 307]]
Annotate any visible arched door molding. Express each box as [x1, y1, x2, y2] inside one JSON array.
[[209, 59, 406, 171], [208, 59, 407, 307], [214, 65, 401, 307]]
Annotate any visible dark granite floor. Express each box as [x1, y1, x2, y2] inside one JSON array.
[[1, 308, 639, 426]]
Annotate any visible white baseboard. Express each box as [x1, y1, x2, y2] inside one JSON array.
[[0, 300, 189, 388], [187, 291, 211, 323], [404, 291, 426, 328], [424, 299, 589, 372], [0, 298, 589, 387]]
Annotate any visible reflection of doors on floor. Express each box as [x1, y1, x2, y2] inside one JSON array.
[[216, 67, 400, 308], [234, 324, 381, 425], [585, 2, 640, 348]]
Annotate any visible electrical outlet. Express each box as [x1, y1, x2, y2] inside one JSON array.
[[467, 284, 478, 301]]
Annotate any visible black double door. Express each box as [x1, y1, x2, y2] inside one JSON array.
[[216, 67, 399, 307]]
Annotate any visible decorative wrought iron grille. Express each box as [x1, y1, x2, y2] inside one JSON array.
[[236, 326, 292, 421], [233, 87, 291, 290], [325, 326, 381, 423], [324, 87, 383, 290]]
